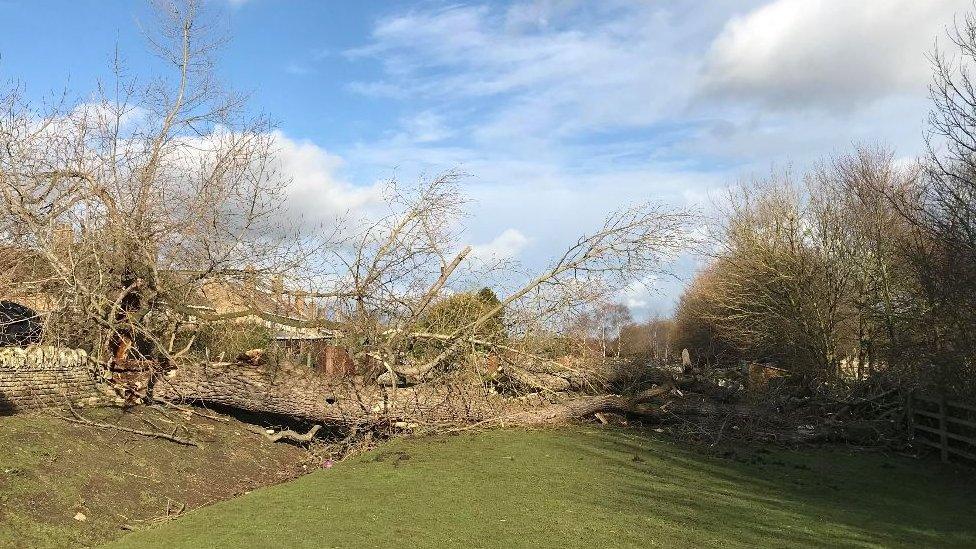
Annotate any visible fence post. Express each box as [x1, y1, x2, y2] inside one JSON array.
[[939, 395, 949, 463]]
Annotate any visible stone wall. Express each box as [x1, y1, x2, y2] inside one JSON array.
[[0, 347, 104, 414]]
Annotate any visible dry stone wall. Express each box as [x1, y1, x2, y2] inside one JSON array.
[[0, 347, 104, 413]]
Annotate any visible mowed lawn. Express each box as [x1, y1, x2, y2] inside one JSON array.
[[105, 427, 976, 549]]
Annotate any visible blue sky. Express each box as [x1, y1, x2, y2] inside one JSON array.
[[0, 0, 967, 316]]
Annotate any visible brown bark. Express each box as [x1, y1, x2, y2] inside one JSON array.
[[154, 362, 681, 428], [510, 385, 673, 425], [154, 363, 355, 424]]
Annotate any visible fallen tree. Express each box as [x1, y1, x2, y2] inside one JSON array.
[[154, 362, 887, 445], [149, 360, 681, 428], [512, 385, 674, 425], [0, 0, 702, 441], [0, 344, 899, 452]]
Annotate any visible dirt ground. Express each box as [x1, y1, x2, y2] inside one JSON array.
[[0, 406, 310, 549]]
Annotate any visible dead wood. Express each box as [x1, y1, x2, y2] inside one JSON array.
[[58, 408, 199, 447], [495, 365, 574, 393], [156, 362, 353, 425], [503, 385, 674, 426], [265, 424, 322, 443]]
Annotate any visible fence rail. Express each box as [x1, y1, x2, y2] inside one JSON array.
[[909, 394, 976, 464]]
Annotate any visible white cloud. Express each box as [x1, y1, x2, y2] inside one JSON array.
[[396, 111, 454, 144], [284, 62, 315, 76], [272, 131, 384, 226], [680, 95, 931, 168], [469, 228, 530, 261], [700, 0, 968, 111], [338, 0, 967, 315], [66, 102, 148, 134], [347, 2, 728, 142], [620, 277, 657, 310]]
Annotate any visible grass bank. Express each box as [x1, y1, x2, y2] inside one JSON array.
[[0, 408, 307, 549], [107, 427, 976, 549]]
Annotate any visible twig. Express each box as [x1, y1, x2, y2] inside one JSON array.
[[153, 398, 229, 422], [59, 407, 199, 447], [710, 414, 732, 447]]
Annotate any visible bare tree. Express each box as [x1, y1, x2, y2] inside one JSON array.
[[895, 11, 976, 392], [679, 146, 935, 388], [394, 203, 693, 380], [689, 169, 863, 379], [0, 0, 316, 402]]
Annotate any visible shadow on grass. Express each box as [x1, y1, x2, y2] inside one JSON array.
[[566, 428, 976, 548]]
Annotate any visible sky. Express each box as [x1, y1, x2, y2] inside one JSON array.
[[0, 0, 968, 317]]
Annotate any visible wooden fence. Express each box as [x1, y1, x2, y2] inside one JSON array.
[[908, 393, 976, 464]]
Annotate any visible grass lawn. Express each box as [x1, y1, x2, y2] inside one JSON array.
[[105, 427, 976, 549]]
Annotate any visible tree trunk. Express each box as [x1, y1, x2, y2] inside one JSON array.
[[510, 385, 673, 425], [154, 363, 355, 424], [155, 362, 503, 426], [154, 362, 685, 428]]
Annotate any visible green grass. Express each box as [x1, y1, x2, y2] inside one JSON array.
[[105, 427, 976, 549]]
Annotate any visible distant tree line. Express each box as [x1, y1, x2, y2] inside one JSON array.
[[672, 14, 976, 398]]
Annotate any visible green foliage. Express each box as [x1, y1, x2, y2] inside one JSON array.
[[411, 287, 505, 358], [190, 321, 273, 360], [420, 288, 503, 337], [106, 428, 976, 549]]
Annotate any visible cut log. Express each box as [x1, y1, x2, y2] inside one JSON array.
[[496, 365, 573, 393]]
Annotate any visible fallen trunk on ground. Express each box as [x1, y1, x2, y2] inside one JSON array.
[[155, 363, 354, 425], [155, 362, 511, 427], [6, 356, 892, 447], [511, 385, 674, 425], [154, 362, 679, 428], [2, 355, 747, 429]]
